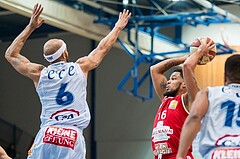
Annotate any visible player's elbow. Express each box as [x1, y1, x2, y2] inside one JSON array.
[[150, 66, 156, 78], [89, 55, 101, 69], [183, 61, 192, 69], [150, 65, 159, 75], [183, 62, 194, 73], [150, 65, 154, 73], [90, 59, 100, 69], [186, 113, 201, 125], [4, 49, 12, 62]]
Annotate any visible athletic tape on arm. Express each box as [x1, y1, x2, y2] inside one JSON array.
[[44, 40, 66, 62]]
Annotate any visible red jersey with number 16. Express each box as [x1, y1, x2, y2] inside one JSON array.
[[151, 95, 192, 158]]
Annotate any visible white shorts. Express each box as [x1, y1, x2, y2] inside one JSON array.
[[27, 125, 85, 159]]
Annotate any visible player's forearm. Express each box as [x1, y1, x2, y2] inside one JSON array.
[[97, 25, 122, 53], [151, 55, 188, 74], [177, 115, 201, 158], [183, 50, 203, 72], [5, 25, 34, 58], [183, 54, 200, 102], [177, 130, 194, 158], [87, 26, 122, 69]]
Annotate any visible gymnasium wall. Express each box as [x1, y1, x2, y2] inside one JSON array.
[[195, 54, 230, 89]]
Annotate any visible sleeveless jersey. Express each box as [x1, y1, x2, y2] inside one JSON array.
[[199, 84, 240, 159], [36, 62, 90, 130], [152, 95, 193, 158]]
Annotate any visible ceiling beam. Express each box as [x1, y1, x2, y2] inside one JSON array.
[[0, 0, 122, 42], [79, 0, 118, 15], [193, 0, 240, 23], [0, 0, 183, 54]]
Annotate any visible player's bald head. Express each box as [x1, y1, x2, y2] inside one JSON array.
[[43, 39, 63, 56]]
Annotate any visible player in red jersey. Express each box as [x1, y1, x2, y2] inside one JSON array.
[[150, 39, 215, 159]]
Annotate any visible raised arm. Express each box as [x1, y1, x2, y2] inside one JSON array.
[[76, 9, 131, 77], [150, 55, 188, 100], [5, 3, 45, 87], [183, 39, 215, 108], [176, 88, 209, 159]]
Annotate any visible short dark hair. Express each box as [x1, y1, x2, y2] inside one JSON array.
[[172, 67, 183, 78], [225, 54, 240, 82]]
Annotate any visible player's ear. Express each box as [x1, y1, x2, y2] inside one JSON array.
[[181, 82, 186, 89], [62, 51, 67, 59], [224, 73, 227, 85]]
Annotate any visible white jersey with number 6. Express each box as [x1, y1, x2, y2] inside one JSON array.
[[28, 62, 90, 159], [36, 61, 90, 130]]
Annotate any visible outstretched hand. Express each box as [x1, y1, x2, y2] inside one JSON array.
[[115, 9, 131, 30], [29, 3, 44, 29], [197, 38, 216, 59]]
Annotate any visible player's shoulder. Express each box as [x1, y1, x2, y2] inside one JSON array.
[[207, 85, 232, 97], [206, 85, 224, 92]]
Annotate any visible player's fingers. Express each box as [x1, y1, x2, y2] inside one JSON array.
[[207, 39, 213, 46], [209, 44, 216, 50], [208, 54, 214, 59], [36, 6, 43, 17], [35, 4, 43, 17], [123, 9, 126, 15], [119, 12, 122, 19], [32, 4, 38, 15], [35, 4, 41, 15], [121, 9, 126, 18], [124, 10, 129, 17], [197, 37, 203, 44], [123, 10, 131, 19], [127, 12, 132, 19]]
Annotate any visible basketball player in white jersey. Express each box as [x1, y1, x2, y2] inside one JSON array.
[[177, 54, 240, 159], [0, 146, 11, 159], [5, 3, 131, 159]]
